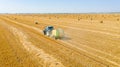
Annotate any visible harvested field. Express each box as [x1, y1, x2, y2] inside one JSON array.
[[0, 14, 120, 67]]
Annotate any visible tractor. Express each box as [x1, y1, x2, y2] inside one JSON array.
[[43, 26, 64, 39]]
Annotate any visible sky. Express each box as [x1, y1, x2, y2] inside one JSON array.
[[0, 0, 120, 13]]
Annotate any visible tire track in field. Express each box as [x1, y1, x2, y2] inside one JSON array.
[[64, 32, 120, 59], [1, 21, 65, 67], [1, 16, 120, 66]]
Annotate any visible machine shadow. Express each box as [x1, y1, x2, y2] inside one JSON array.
[[60, 36, 71, 40]]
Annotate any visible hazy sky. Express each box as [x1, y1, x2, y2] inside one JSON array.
[[0, 0, 120, 13]]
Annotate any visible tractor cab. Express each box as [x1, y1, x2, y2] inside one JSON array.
[[43, 26, 54, 36]]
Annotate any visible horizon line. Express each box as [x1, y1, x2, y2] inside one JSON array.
[[0, 12, 120, 14]]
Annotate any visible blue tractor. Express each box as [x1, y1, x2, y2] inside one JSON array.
[[43, 26, 54, 36]]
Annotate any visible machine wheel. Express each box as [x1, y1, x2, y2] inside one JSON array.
[[43, 31, 46, 35]]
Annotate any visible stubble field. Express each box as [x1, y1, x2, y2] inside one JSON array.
[[0, 14, 120, 67]]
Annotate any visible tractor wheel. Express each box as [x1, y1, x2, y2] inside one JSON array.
[[43, 31, 46, 35]]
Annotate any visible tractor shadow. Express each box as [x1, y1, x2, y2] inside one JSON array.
[[60, 36, 71, 40]]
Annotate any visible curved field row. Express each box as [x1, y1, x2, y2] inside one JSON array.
[[0, 14, 120, 67]]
